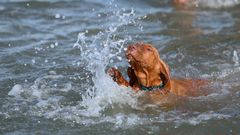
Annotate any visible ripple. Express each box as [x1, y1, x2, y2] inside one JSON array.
[[193, 11, 234, 34]]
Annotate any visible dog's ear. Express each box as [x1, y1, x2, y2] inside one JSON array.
[[159, 59, 171, 90], [127, 67, 137, 87]]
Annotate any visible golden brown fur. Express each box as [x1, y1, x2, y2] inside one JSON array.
[[108, 42, 209, 99]]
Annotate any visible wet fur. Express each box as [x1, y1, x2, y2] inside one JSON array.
[[108, 43, 209, 100]]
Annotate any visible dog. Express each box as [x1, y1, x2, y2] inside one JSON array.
[[107, 42, 209, 99]]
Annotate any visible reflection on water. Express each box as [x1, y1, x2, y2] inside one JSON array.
[[1, 0, 240, 134]]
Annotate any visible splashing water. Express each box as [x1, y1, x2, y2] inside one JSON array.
[[72, 6, 144, 117], [7, 2, 145, 123], [5, 1, 240, 131]]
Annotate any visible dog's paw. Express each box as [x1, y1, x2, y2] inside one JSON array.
[[107, 67, 122, 81]]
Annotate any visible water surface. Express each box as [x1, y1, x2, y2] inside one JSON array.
[[0, 0, 240, 134]]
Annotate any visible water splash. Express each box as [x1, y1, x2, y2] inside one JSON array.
[[72, 5, 146, 117], [5, 1, 239, 130], [6, 2, 147, 127]]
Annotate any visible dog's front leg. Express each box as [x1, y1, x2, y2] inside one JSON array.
[[107, 67, 129, 87]]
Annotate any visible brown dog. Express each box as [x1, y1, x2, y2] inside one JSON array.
[[108, 42, 209, 98]]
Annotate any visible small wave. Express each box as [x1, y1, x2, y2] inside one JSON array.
[[193, 0, 240, 8], [193, 11, 234, 34], [8, 74, 71, 99], [172, 111, 231, 126]]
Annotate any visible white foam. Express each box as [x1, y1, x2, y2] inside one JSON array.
[[8, 84, 23, 98], [176, 111, 231, 126], [194, 0, 240, 8], [233, 50, 239, 66], [55, 14, 61, 19], [80, 68, 140, 117], [216, 67, 240, 79], [114, 113, 142, 128]]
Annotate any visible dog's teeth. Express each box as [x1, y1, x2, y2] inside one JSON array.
[[124, 48, 127, 51], [128, 59, 131, 62]]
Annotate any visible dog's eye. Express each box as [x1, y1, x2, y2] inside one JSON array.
[[146, 48, 152, 51]]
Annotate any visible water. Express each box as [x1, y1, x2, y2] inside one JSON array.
[[1, 0, 240, 134]]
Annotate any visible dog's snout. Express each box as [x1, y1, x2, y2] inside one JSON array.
[[128, 45, 136, 51]]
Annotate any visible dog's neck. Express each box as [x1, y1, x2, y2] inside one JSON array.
[[130, 62, 163, 87]]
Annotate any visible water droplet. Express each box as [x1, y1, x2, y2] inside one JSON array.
[[50, 44, 55, 48], [117, 56, 122, 61], [55, 14, 61, 19], [49, 70, 56, 75], [32, 59, 35, 64]]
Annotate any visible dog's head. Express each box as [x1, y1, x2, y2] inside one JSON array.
[[126, 42, 160, 68], [126, 42, 171, 89]]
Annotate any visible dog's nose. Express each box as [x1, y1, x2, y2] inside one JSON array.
[[128, 45, 136, 51]]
